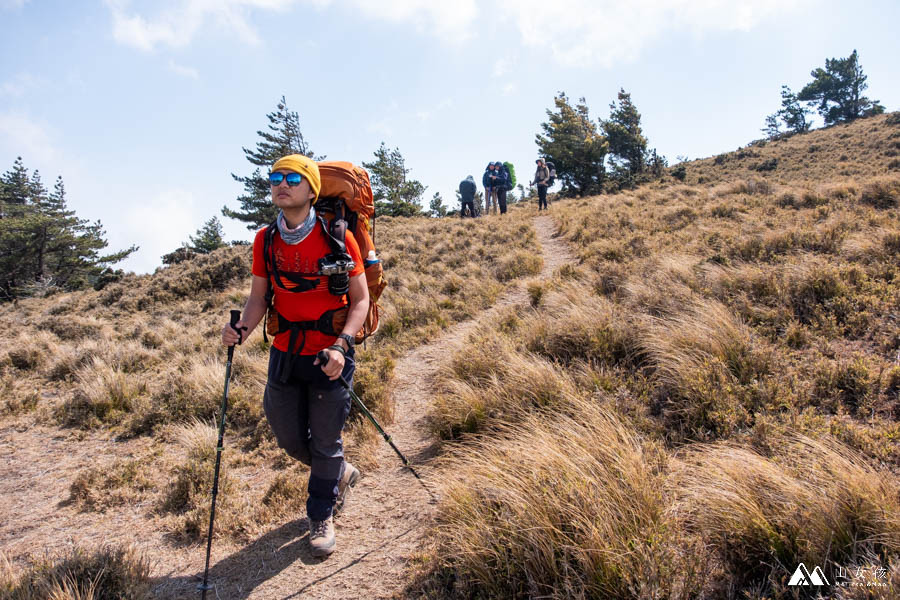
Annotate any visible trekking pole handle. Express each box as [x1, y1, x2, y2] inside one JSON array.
[[227, 310, 241, 360], [317, 349, 341, 372]]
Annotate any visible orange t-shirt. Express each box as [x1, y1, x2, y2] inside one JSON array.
[[252, 222, 364, 355]]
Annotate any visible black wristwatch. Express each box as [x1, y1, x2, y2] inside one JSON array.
[[337, 333, 355, 350]]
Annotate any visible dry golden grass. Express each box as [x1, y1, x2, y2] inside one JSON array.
[[417, 397, 706, 600], [3, 115, 899, 598], [671, 434, 900, 592], [0, 203, 541, 579], [0, 545, 151, 600], [416, 114, 900, 598]]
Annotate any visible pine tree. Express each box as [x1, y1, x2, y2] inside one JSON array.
[[536, 93, 608, 196], [429, 192, 447, 218], [648, 149, 668, 179], [362, 143, 425, 217], [223, 96, 323, 229], [797, 50, 884, 125], [778, 86, 812, 133], [0, 158, 136, 300], [189, 216, 226, 253], [764, 86, 812, 138], [762, 113, 783, 139], [601, 89, 649, 183]]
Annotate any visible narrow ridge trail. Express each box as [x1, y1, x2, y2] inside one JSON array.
[[202, 215, 578, 600]]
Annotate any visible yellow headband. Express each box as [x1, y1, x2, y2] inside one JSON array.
[[271, 154, 321, 202]]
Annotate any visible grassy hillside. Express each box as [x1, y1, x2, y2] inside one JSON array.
[[416, 113, 900, 599], [2, 113, 899, 599]]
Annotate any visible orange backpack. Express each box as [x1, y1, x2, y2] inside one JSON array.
[[316, 161, 386, 342]]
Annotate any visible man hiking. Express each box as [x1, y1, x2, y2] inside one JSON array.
[[495, 162, 509, 215], [482, 162, 500, 215], [459, 174, 477, 218], [533, 158, 550, 211], [221, 154, 369, 558]]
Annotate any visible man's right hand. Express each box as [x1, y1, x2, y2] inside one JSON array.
[[222, 320, 247, 346]]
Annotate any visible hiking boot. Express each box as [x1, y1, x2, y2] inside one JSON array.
[[309, 516, 335, 557], [334, 461, 360, 516]]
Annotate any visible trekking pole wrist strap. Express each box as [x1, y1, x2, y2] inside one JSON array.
[[327, 344, 346, 356]]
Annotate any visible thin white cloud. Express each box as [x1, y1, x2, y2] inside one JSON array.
[[1, 0, 30, 10], [0, 111, 62, 165], [366, 119, 394, 137], [122, 189, 198, 272], [493, 56, 515, 77], [105, 0, 298, 51], [501, 82, 517, 96], [0, 73, 44, 97], [168, 59, 200, 79], [340, 0, 479, 43], [416, 97, 454, 122], [497, 0, 811, 67], [105, 0, 479, 51]]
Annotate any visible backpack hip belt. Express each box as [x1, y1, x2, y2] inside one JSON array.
[[271, 307, 346, 383]]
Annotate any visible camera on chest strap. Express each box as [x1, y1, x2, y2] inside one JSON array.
[[318, 252, 355, 295]]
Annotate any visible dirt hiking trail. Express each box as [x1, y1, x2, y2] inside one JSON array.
[[1, 215, 576, 600]]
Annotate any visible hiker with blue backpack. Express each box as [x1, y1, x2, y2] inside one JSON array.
[[482, 162, 500, 215], [493, 162, 508, 215]]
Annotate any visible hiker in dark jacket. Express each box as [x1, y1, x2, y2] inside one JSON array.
[[482, 162, 500, 215], [495, 162, 509, 215], [533, 158, 550, 211], [459, 175, 477, 218]]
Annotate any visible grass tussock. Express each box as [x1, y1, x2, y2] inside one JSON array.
[[671, 434, 900, 592], [420, 399, 704, 600], [68, 458, 154, 512], [1, 545, 151, 600], [159, 418, 253, 542], [431, 324, 578, 439]]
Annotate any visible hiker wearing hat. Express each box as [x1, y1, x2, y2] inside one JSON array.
[[482, 162, 500, 215], [495, 162, 509, 215], [221, 154, 369, 558], [533, 158, 550, 211], [459, 175, 477, 218]]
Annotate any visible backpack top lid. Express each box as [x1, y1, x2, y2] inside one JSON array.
[[317, 161, 374, 220]]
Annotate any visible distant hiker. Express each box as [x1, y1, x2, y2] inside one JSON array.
[[482, 162, 500, 215], [495, 161, 510, 215], [221, 154, 369, 558], [533, 158, 550, 211], [459, 175, 477, 218]]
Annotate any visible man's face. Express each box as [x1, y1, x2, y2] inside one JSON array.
[[271, 170, 315, 209]]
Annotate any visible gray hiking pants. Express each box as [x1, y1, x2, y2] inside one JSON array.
[[263, 346, 354, 521]]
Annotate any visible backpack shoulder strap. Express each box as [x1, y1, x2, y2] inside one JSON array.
[[318, 214, 347, 255], [263, 221, 278, 291]]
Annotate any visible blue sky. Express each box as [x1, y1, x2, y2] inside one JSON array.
[[2, 0, 898, 273]]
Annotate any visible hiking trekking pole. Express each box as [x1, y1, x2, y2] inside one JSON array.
[[198, 309, 241, 599], [317, 350, 434, 499]]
